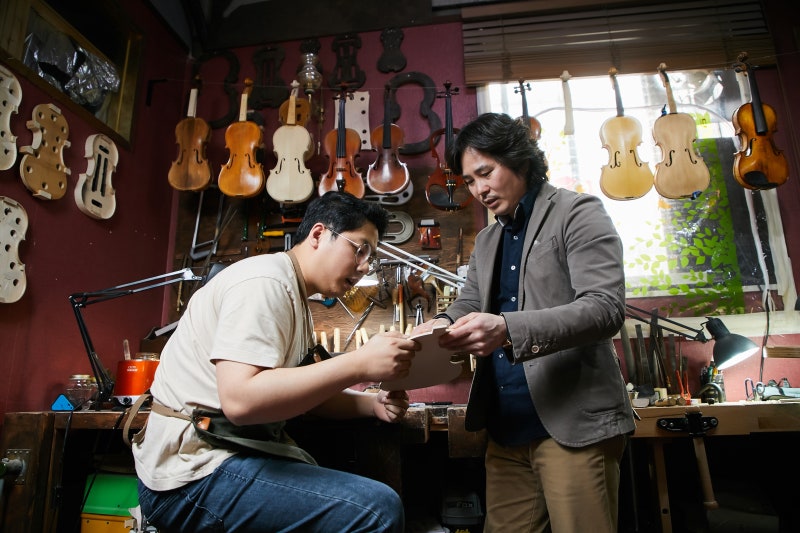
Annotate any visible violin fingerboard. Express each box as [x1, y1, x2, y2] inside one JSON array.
[[334, 91, 372, 150]]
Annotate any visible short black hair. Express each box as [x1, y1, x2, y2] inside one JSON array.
[[447, 112, 548, 189], [294, 191, 390, 243]]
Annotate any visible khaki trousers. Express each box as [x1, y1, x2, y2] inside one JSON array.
[[483, 434, 626, 533]]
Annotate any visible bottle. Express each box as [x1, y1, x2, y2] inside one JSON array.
[[66, 374, 98, 409]]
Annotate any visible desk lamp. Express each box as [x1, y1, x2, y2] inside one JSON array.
[[68, 268, 203, 405], [625, 304, 759, 369]]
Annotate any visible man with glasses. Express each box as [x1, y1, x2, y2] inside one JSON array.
[[132, 191, 417, 532]]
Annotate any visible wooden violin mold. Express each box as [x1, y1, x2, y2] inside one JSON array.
[[0, 65, 22, 171], [0, 196, 28, 303], [75, 134, 119, 219], [19, 103, 71, 200]]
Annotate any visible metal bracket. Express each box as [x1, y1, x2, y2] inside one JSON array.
[[1, 449, 30, 484], [657, 412, 718, 437]]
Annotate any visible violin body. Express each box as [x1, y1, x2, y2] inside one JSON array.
[[74, 133, 119, 219], [653, 64, 709, 199], [733, 101, 788, 189], [425, 82, 471, 211], [169, 86, 211, 191], [19, 103, 71, 200], [218, 79, 265, 198], [319, 90, 364, 198], [653, 113, 710, 199], [599, 68, 653, 200], [267, 81, 314, 203], [367, 86, 409, 194], [516, 80, 541, 140]]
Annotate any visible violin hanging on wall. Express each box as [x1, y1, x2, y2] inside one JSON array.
[[319, 85, 364, 198], [366, 85, 410, 195], [267, 81, 314, 204], [74, 133, 119, 219], [218, 78, 265, 198], [168, 79, 212, 192], [653, 63, 710, 199], [599, 67, 654, 200], [425, 81, 471, 211], [515, 79, 541, 140], [731, 52, 789, 190]]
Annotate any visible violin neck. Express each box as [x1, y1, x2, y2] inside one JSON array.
[[610, 72, 625, 117], [336, 92, 347, 158], [561, 71, 574, 135], [519, 80, 530, 121], [287, 87, 297, 126], [747, 67, 768, 135], [382, 87, 392, 149], [187, 88, 198, 119], [444, 86, 454, 151]]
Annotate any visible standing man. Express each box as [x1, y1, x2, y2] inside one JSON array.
[[424, 113, 635, 532], [132, 192, 417, 532]]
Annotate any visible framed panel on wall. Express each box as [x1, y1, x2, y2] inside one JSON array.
[[0, 0, 143, 148]]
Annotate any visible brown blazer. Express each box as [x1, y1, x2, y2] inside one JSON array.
[[446, 182, 635, 447]]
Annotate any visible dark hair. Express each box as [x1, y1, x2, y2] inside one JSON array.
[[447, 112, 548, 189], [294, 191, 390, 243]]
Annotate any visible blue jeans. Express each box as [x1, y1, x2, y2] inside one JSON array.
[[138, 454, 404, 532]]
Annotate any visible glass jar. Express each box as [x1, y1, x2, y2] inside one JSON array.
[[66, 374, 98, 409]]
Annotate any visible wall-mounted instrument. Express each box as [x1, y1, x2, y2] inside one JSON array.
[[74, 133, 119, 219], [168, 80, 212, 192], [560, 70, 574, 136], [515, 79, 541, 140], [0, 196, 27, 303], [218, 78, 265, 198], [19, 103, 71, 200], [0, 65, 22, 171], [732, 52, 789, 190], [366, 85, 410, 195], [426, 81, 471, 211], [319, 86, 364, 198], [267, 81, 314, 204], [599, 67, 654, 200], [653, 63, 710, 199]]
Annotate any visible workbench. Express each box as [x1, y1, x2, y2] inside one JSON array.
[[2, 402, 798, 533]]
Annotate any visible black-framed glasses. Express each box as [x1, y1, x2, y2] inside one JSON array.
[[327, 227, 376, 266]]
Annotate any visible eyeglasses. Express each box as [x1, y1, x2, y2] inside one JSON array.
[[327, 228, 376, 266]]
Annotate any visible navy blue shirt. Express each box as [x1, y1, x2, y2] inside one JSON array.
[[487, 185, 548, 446]]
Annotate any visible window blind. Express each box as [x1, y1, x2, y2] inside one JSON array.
[[461, 0, 775, 84]]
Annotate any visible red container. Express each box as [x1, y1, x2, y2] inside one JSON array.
[[113, 357, 159, 406]]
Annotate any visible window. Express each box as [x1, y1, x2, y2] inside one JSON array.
[[479, 69, 795, 320]]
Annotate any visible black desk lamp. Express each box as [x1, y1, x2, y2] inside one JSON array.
[[68, 268, 203, 404], [625, 304, 759, 369]]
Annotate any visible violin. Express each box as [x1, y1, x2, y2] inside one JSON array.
[[19, 103, 70, 200], [515, 79, 541, 140], [319, 86, 364, 198], [366, 85, 410, 195], [218, 78, 265, 199], [74, 133, 119, 219], [425, 81, 471, 211], [653, 63, 710, 199], [732, 53, 789, 190], [267, 81, 314, 204], [168, 79, 212, 192], [599, 67, 654, 200], [278, 86, 311, 127]]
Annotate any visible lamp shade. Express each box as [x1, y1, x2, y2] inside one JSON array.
[[706, 317, 759, 370]]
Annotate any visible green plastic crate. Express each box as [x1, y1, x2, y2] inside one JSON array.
[[82, 473, 139, 517]]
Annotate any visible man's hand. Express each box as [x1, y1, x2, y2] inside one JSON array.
[[439, 312, 508, 357], [374, 389, 409, 423], [356, 331, 418, 383], [410, 317, 451, 337]]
